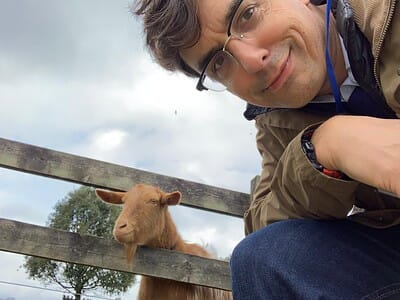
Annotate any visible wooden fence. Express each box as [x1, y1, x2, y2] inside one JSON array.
[[0, 137, 252, 291]]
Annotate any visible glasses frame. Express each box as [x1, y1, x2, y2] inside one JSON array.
[[196, 0, 245, 91]]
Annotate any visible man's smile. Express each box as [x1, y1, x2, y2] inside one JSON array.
[[264, 47, 292, 93]]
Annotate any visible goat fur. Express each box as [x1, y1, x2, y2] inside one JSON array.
[[96, 183, 232, 300]]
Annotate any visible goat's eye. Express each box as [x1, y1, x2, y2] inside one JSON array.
[[149, 199, 158, 205]]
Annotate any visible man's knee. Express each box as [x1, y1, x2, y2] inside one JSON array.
[[231, 219, 327, 274], [230, 220, 307, 298], [231, 220, 297, 272], [230, 231, 256, 274]]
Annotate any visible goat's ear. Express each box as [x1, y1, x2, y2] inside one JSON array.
[[161, 191, 181, 206], [95, 189, 126, 204]]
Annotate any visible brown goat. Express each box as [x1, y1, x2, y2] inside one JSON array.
[[96, 183, 232, 300]]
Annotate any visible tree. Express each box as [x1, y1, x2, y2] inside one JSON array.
[[24, 186, 135, 300]]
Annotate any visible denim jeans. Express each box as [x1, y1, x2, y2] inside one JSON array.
[[230, 219, 400, 300]]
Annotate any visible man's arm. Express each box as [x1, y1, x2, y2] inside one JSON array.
[[312, 115, 400, 196], [245, 109, 360, 234]]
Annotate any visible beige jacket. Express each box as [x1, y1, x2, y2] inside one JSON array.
[[350, 0, 400, 114], [244, 0, 400, 234]]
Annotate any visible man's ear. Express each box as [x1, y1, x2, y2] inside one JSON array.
[[95, 189, 126, 204], [161, 191, 182, 206]]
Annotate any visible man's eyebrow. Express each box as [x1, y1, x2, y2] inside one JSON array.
[[197, 45, 221, 74]]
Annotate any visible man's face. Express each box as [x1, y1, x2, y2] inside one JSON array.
[[180, 0, 328, 108]]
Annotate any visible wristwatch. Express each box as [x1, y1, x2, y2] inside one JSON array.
[[301, 127, 347, 179]]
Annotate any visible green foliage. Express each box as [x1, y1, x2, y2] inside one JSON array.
[[23, 186, 135, 298], [48, 186, 120, 238]]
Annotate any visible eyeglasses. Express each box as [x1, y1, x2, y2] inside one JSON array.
[[196, 0, 270, 92]]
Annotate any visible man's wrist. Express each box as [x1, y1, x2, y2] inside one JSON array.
[[301, 126, 348, 179]]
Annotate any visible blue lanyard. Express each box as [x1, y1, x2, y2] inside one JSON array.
[[325, 0, 344, 113]]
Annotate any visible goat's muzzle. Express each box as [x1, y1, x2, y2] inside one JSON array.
[[113, 221, 134, 243]]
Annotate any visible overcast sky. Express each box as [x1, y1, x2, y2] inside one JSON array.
[[0, 1, 260, 299]]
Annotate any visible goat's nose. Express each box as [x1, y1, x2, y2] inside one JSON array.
[[115, 222, 128, 231], [117, 222, 128, 230], [114, 221, 133, 243]]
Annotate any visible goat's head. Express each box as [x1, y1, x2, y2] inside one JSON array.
[[96, 183, 181, 263]]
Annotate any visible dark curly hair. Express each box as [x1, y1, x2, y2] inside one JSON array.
[[133, 0, 201, 77]]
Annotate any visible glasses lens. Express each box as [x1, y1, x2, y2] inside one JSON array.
[[200, 51, 237, 91], [202, 77, 227, 92], [196, 0, 266, 92], [231, 0, 264, 36]]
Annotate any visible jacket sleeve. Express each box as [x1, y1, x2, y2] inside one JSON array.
[[244, 109, 360, 234]]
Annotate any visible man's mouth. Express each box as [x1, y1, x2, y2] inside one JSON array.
[[264, 48, 292, 93]]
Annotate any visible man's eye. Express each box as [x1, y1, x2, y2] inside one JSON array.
[[233, 4, 260, 33], [213, 54, 226, 72], [206, 52, 231, 80], [240, 7, 254, 22]]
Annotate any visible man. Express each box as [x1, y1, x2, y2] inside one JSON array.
[[134, 0, 400, 298]]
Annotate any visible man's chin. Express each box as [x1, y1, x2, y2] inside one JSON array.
[[246, 96, 314, 109]]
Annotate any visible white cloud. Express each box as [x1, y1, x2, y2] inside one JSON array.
[[93, 130, 127, 150]]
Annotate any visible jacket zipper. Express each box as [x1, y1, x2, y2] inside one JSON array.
[[373, 0, 397, 89]]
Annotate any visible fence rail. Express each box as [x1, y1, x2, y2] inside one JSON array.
[[0, 218, 231, 290], [0, 137, 250, 217]]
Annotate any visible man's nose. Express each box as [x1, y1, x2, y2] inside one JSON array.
[[227, 39, 269, 74]]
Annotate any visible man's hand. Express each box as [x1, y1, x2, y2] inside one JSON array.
[[311, 115, 400, 196]]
